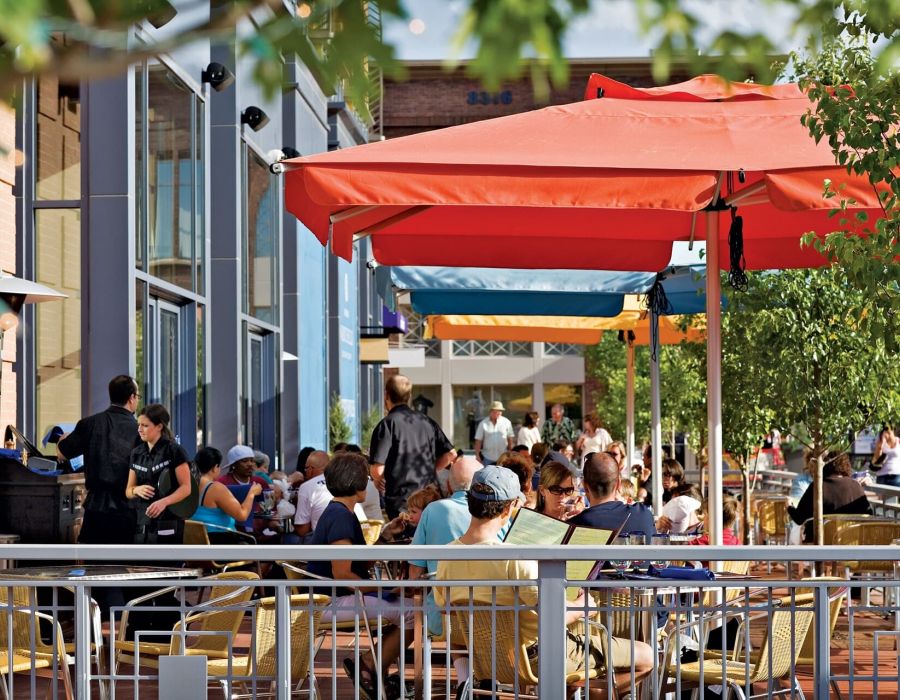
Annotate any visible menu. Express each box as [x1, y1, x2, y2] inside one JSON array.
[[503, 509, 627, 601]]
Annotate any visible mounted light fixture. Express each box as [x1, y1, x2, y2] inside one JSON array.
[[241, 106, 270, 132], [201, 62, 235, 92]]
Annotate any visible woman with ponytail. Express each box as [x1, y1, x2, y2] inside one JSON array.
[[125, 403, 192, 544]]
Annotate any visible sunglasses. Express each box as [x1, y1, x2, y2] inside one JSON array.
[[547, 485, 575, 496]]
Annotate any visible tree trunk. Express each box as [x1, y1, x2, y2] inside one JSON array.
[[813, 451, 825, 574], [741, 462, 752, 544]]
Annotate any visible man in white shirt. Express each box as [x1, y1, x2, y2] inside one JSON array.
[[293, 451, 333, 538], [294, 450, 383, 540], [474, 401, 515, 465]]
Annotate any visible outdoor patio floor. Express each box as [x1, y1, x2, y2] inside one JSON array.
[[8, 565, 900, 699]]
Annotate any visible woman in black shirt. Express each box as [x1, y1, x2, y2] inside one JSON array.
[[312, 452, 414, 700], [125, 403, 192, 544]]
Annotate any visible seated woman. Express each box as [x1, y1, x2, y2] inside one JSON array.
[[192, 446, 263, 542], [656, 483, 703, 534], [788, 451, 872, 541], [307, 452, 414, 700], [535, 459, 583, 520]]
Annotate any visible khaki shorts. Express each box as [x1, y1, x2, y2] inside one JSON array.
[[564, 629, 633, 674]]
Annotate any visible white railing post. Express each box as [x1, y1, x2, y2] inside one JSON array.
[[538, 559, 567, 699], [275, 584, 292, 700], [74, 583, 93, 699], [813, 585, 831, 698]]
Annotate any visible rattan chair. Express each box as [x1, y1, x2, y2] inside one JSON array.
[[184, 519, 259, 575], [206, 593, 329, 699], [834, 521, 900, 607], [756, 499, 789, 573], [453, 609, 605, 699], [114, 571, 259, 672], [0, 591, 73, 700], [360, 519, 385, 546], [664, 605, 814, 700], [279, 562, 380, 659]]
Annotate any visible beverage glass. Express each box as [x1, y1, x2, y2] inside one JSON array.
[[610, 535, 632, 576], [650, 534, 670, 570]]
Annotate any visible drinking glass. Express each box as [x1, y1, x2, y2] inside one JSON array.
[[561, 498, 578, 519], [650, 534, 670, 570], [610, 535, 632, 576]]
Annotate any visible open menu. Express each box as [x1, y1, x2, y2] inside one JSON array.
[[503, 507, 629, 600]]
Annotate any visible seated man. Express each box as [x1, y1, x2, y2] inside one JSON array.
[[569, 452, 656, 539], [408, 457, 483, 697], [435, 465, 653, 696]]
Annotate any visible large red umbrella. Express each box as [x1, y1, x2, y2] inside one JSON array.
[[283, 73, 883, 544], [285, 73, 880, 271]]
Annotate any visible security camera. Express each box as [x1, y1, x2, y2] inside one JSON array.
[[366, 259, 379, 270], [269, 161, 285, 175]]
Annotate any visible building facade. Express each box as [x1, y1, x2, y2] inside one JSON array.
[[12, 4, 387, 468]]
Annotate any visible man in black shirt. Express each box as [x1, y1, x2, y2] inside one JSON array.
[[57, 375, 141, 544], [369, 375, 455, 519]]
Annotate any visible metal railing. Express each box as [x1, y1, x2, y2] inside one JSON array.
[[1, 544, 898, 699]]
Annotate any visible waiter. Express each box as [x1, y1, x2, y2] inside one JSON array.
[[57, 375, 141, 544]]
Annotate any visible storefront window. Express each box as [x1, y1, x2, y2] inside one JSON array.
[[451, 384, 532, 448], [34, 209, 81, 435], [543, 384, 583, 426], [243, 149, 279, 324]]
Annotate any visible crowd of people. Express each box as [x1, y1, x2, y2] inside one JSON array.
[[56, 371, 889, 699]]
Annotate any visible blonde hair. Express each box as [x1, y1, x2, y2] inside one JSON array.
[[407, 484, 442, 512], [617, 479, 636, 502], [536, 461, 574, 513], [606, 441, 626, 465]]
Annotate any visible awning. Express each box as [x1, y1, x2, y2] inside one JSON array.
[[425, 304, 704, 346]]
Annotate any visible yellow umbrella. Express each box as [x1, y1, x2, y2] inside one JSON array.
[[425, 299, 704, 346]]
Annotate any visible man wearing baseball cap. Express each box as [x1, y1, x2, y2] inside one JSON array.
[[216, 445, 271, 490], [473, 400, 515, 465], [435, 465, 653, 696]]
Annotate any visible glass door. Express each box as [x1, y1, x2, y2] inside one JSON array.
[[147, 297, 191, 447]]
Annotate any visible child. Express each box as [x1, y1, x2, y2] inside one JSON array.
[[689, 495, 741, 546], [656, 483, 702, 534], [380, 485, 442, 542], [616, 478, 636, 505]]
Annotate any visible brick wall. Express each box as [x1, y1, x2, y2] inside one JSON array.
[[0, 103, 17, 432], [383, 59, 692, 138]]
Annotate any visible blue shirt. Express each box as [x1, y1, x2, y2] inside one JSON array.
[[409, 490, 483, 638], [409, 490, 472, 573], [308, 501, 369, 595], [568, 500, 656, 539]]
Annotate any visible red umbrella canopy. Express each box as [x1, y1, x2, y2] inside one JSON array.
[[284, 73, 882, 271]]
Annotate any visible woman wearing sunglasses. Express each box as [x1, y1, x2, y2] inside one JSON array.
[[535, 460, 583, 520]]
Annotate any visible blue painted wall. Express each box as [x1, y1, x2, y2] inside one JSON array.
[[297, 224, 329, 449]]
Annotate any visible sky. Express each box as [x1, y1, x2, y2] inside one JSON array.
[[383, 0, 799, 61]]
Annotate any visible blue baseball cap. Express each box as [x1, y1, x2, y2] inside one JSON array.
[[469, 465, 525, 502]]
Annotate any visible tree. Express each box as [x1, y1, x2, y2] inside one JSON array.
[[360, 403, 382, 453], [328, 392, 353, 451], [1, 1, 896, 114], [586, 330, 706, 453], [721, 268, 900, 547], [792, 30, 899, 351]]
